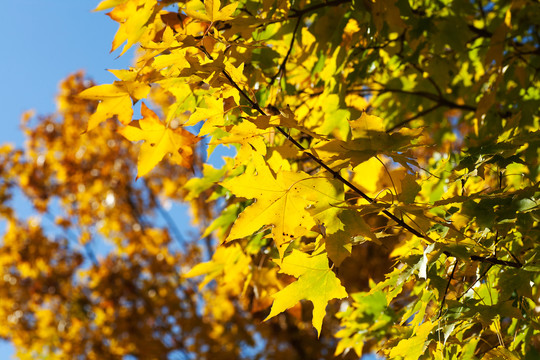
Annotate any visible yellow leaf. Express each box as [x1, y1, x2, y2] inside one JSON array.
[[184, 0, 237, 23], [210, 120, 267, 157], [184, 95, 225, 136], [265, 250, 348, 336], [349, 112, 385, 135], [184, 244, 250, 293], [78, 81, 150, 131], [389, 320, 437, 360], [108, 0, 157, 55], [119, 102, 199, 177], [94, 0, 128, 11], [224, 62, 246, 85], [221, 155, 342, 258], [483, 346, 521, 360]]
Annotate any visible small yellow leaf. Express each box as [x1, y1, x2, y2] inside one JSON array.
[[389, 320, 437, 360], [184, 96, 225, 136], [94, 0, 128, 11], [107, 0, 157, 55], [185, 0, 237, 23], [78, 81, 150, 131], [119, 103, 199, 177]]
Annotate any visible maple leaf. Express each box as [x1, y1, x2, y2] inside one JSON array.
[[184, 95, 226, 136], [210, 120, 267, 165], [119, 102, 199, 177], [184, 0, 237, 23], [388, 320, 437, 360], [325, 210, 379, 266], [93, 0, 128, 11], [221, 156, 342, 257], [184, 243, 250, 291], [265, 250, 348, 336], [107, 0, 157, 55], [78, 81, 150, 131]]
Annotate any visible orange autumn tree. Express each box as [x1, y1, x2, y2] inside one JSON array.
[[1, 0, 540, 359]]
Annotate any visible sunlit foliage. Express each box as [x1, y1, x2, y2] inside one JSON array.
[[1, 0, 540, 358]]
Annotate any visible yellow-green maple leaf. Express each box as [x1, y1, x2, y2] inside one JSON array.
[[221, 156, 342, 257], [78, 81, 150, 131], [119, 102, 198, 177], [388, 320, 437, 360], [265, 250, 348, 336], [184, 0, 237, 23]]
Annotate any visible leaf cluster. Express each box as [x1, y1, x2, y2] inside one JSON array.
[[1, 0, 540, 359]]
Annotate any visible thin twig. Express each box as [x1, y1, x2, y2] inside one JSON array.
[[438, 258, 459, 318], [43, 212, 98, 266], [386, 103, 442, 133], [268, 16, 302, 86], [411, 63, 444, 99], [470, 255, 522, 268], [456, 264, 493, 302], [289, 0, 352, 18]]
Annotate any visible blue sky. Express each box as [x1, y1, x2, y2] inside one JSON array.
[[1, 1, 133, 148]]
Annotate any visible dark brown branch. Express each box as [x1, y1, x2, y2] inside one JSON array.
[[456, 264, 493, 302], [502, 246, 523, 267], [468, 24, 492, 38], [351, 86, 477, 112], [470, 255, 522, 268], [289, 0, 352, 18], [438, 258, 459, 318], [386, 103, 442, 133], [268, 16, 303, 86]]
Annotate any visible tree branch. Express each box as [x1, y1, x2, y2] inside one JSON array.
[[198, 45, 428, 241], [438, 258, 459, 318], [386, 103, 442, 133], [268, 16, 303, 86], [289, 0, 352, 18], [470, 255, 522, 268]]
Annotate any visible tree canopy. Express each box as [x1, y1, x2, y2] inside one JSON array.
[[1, 0, 540, 359]]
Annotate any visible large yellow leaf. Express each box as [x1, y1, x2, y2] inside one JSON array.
[[265, 250, 348, 336], [221, 156, 342, 257], [119, 103, 199, 177]]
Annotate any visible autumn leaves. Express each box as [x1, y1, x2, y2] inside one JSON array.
[[84, 0, 355, 335]]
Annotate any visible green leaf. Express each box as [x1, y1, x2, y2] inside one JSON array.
[[265, 250, 348, 336]]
